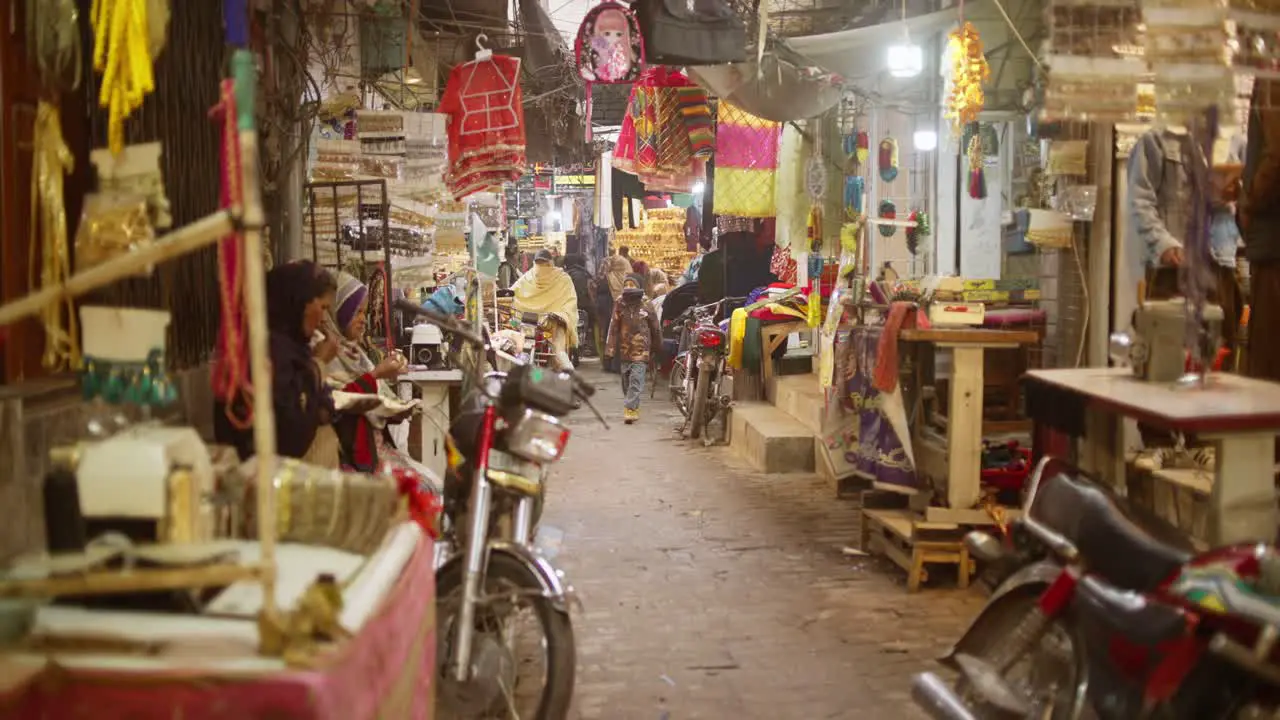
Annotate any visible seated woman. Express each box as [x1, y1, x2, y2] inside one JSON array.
[[214, 260, 341, 467], [325, 272, 425, 476]]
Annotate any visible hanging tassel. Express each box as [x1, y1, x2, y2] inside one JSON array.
[[844, 175, 864, 218], [878, 199, 897, 237], [967, 134, 987, 199], [807, 205, 823, 253], [856, 131, 870, 166], [878, 138, 899, 182], [210, 79, 253, 429]]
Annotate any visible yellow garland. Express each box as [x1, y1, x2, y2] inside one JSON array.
[[945, 22, 990, 134], [91, 0, 155, 155], [29, 102, 80, 371]]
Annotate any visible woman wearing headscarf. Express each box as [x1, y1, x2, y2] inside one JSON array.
[[511, 249, 579, 369], [323, 272, 420, 473], [595, 253, 632, 372], [648, 268, 670, 298], [215, 260, 341, 466]]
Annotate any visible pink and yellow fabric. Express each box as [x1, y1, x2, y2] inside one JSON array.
[[713, 103, 781, 218]]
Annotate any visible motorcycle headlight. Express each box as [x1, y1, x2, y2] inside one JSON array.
[[507, 409, 570, 464]]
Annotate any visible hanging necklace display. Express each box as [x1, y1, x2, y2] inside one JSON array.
[[211, 77, 253, 429], [967, 134, 988, 199], [1143, 3, 1235, 126], [1043, 0, 1144, 122], [30, 103, 79, 371], [878, 200, 898, 237], [878, 138, 900, 182], [92, 0, 166, 155], [78, 306, 177, 407]]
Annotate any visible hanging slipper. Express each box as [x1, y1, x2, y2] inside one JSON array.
[[879, 137, 899, 182], [878, 199, 897, 237], [856, 130, 870, 166], [967, 135, 987, 199]]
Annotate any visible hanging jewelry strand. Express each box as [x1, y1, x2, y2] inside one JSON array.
[[91, 0, 156, 154], [29, 103, 79, 370]]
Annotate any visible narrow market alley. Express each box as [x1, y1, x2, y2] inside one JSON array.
[[542, 365, 985, 720]]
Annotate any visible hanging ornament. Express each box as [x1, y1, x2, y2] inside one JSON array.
[[967, 134, 987, 199], [840, 219, 861, 255], [878, 199, 897, 237], [30, 101, 78, 371], [906, 210, 931, 255], [92, 0, 160, 155], [945, 22, 990, 135], [805, 156, 828, 204], [856, 131, 870, 166], [807, 206, 824, 253], [878, 138, 899, 182], [843, 175, 865, 218]]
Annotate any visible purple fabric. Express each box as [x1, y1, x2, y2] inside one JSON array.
[[337, 285, 369, 331], [714, 123, 780, 169], [846, 328, 918, 491]]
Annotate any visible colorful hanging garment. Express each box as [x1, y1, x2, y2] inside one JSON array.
[[770, 243, 798, 284], [713, 102, 781, 218], [439, 54, 527, 201], [613, 67, 709, 192]]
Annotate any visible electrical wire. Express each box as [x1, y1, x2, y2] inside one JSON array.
[[989, 0, 1044, 71]]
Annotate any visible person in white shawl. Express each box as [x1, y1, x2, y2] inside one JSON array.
[[511, 249, 578, 369]]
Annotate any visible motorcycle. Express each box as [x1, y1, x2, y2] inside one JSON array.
[[519, 312, 574, 370], [914, 456, 1280, 720], [669, 299, 734, 442], [397, 300, 604, 719]]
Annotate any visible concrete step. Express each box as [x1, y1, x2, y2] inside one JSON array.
[[729, 402, 817, 474], [772, 374, 824, 435]]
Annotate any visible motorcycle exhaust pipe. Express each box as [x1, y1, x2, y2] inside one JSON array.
[[912, 673, 978, 720]]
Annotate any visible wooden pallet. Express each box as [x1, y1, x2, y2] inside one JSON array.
[[861, 508, 973, 593]]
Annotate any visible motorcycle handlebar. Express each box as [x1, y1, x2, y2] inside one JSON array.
[[395, 299, 485, 347]]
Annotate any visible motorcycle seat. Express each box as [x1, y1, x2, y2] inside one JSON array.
[[1031, 471, 1190, 592], [1076, 575, 1190, 647]]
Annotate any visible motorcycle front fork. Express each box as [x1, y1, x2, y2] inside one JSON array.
[[450, 474, 538, 683]]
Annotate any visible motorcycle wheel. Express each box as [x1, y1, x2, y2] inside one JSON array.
[[436, 553, 576, 720], [689, 363, 711, 440], [950, 594, 1084, 719]]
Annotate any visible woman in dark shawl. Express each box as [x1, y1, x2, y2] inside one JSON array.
[[215, 261, 341, 465]]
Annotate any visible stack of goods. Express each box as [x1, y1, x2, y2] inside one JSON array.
[[1044, 0, 1146, 121], [312, 139, 360, 181], [1143, 0, 1234, 123], [616, 207, 695, 278], [399, 112, 448, 200], [356, 110, 405, 180], [439, 54, 527, 201], [613, 67, 713, 193], [713, 102, 780, 218]]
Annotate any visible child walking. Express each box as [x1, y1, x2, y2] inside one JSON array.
[[604, 274, 660, 424]]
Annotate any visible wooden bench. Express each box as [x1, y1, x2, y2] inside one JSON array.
[[861, 508, 973, 592]]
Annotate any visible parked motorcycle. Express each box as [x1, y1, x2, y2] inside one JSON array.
[[397, 300, 603, 719], [519, 312, 574, 370], [669, 299, 734, 442], [914, 456, 1280, 719]]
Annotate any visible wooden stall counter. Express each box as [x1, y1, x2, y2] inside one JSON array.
[[1025, 367, 1280, 547]]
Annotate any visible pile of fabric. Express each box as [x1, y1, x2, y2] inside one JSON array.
[[438, 55, 527, 200], [613, 67, 713, 193]]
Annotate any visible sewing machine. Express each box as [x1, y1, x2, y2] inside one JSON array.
[[1111, 298, 1225, 383], [410, 322, 449, 369]]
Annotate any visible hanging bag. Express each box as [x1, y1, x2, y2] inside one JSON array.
[[635, 0, 746, 67], [575, 1, 645, 142]]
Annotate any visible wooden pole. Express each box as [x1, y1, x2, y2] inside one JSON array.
[[0, 211, 233, 329], [232, 49, 280, 630]]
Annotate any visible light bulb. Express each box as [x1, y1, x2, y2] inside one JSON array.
[[887, 26, 923, 79], [913, 130, 938, 151]]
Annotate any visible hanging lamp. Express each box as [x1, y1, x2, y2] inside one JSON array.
[[887, 0, 922, 79]]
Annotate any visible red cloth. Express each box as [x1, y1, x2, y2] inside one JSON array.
[[873, 302, 914, 393], [439, 55, 527, 200], [0, 534, 437, 719]]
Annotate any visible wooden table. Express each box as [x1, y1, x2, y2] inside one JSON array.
[[898, 328, 1041, 512], [1025, 368, 1280, 546], [760, 320, 812, 400], [401, 369, 464, 481]]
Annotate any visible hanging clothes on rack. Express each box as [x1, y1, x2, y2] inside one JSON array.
[[714, 102, 781, 217], [439, 36, 527, 201], [613, 67, 711, 193]]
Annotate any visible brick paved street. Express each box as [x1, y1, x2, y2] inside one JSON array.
[[542, 365, 985, 719]]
